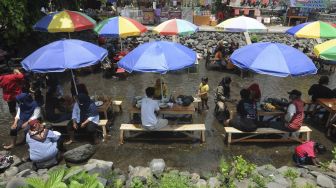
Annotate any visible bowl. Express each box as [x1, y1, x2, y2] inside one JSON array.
[[159, 103, 168, 108], [95, 101, 103, 107]]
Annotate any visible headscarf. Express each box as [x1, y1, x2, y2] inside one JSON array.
[[28, 119, 48, 142], [247, 83, 261, 101], [16, 93, 38, 121], [77, 94, 98, 123]]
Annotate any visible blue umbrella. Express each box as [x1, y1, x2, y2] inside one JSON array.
[[118, 41, 196, 74], [21, 39, 108, 94], [230, 42, 317, 77]]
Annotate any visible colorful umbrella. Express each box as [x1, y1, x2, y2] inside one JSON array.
[[33, 10, 96, 32], [230, 42, 317, 77], [314, 39, 336, 61], [286, 21, 336, 39], [216, 16, 267, 32], [94, 16, 147, 38], [153, 19, 198, 36], [118, 41, 196, 73]]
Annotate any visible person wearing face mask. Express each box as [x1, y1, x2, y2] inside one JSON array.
[[270, 89, 304, 132], [65, 93, 99, 145], [4, 93, 41, 149]]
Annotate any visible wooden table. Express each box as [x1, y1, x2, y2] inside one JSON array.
[[129, 104, 195, 119], [287, 16, 308, 26], [257, 110, 285, 122], [316, 98, 336, 132], [97, 100, 112, 119]]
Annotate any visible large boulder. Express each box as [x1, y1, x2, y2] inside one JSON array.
[[273, 174, 289, 187], [295, 177, 316, 187], [64, 144, 96, 163], [4, 167, 19, 177], [317, 175, 335, 188], [149, 159, 165, 177], [195, 179, 207, 188], [84, 159, 113, 175]]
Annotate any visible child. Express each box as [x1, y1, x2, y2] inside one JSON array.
[[198, 77, 209, 110], [293, 141, 326, 166]]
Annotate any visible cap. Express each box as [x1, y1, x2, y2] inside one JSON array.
[[288, 89, 301, 97]]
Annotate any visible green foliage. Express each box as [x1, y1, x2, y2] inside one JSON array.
[[232, 156, 256, 181], [114, 179, 124, 188], [332, 147, 336, 160], [23, 167, 103, 188], [250, 34, 261, 43], [250, 174, 267, 188], [283, 168, 299, 188], [159, 172, 191, 188], [219, 158, 231, 177], [302, 183, 317, 188], [130, 177, 145, 188], [320, 161, 331, 172]]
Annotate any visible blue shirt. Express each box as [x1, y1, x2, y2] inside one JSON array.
[[26, 130, 59, 162], [72, 102, 100, 124]]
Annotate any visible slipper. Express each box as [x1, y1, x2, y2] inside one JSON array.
[[64, 140, 74, 145]]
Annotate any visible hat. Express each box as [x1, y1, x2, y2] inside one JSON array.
[[288, 89, 301, 97]]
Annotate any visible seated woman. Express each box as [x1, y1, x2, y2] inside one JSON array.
[[214, 77, 234, 122], [213, 45, 226, 70], [26, 120, 61, 169], [65, 94, 99, 145], [4, 93, 41, 149], [153, 78, 168, 99], [228, 89, 258, 132], [247, 83, 261, 102], [45, 87, 71, 123]]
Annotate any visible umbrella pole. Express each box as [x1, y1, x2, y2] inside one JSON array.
[[120, 38, 123, 51], [160, 74, 163, 101], [71, 69, 79, 95], [68, 32, 71, 39]]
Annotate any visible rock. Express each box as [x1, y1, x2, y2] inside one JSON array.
[[49, 164, 67, 172], [85, 159, 113, 175], [234, 179, 253, 188], [277, 166, 300, 176], [128, 166, 152, 182], [295, 177, 316, 187], [63, 144, 96, 163], [317, 175, 335, 188], [114, 168, 123, 175], [4, 167, 19, 177], [63, 168, 83, 180], [169, 169, 180, 175], [301, 172, 315, 180], [97, 177, 107, 187], [273, 174, 290, 187], [179, 171, 191, 179], [0, 151, 9, 156], [208, 177, 220, 188], [12, 156, 22, 166], [37, 168, 48, 175], [191, 173, 200, 184], [267, 182, 286, 188], [17, 162, 32, 172], [310, 171, 323, 177], [118, 174, 126, 185], [329, 161, 336, 172], [149, 159, 165, 177], [16, 169, 36, 178], [196, 45, 203, 50], [5, 177, 26, 188], [195, 179, 207, 188]]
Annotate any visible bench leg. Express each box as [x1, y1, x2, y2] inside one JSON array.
[[227, 133, 232, 144], [200, 131, 205, 143], [102, 125, 107, 140], [306, 132, 311, 141], [119, 130, 124, 145], [119, 105, 122, 112]]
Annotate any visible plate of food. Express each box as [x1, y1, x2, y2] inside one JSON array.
[[159, 103, 168, 108], [95, 101, 103, 107]]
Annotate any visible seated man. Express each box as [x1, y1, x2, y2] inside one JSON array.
[[141, 87, 168, 130], [26, 120, 61, 169], [308, 76, 334, 102], [228, 89, 258, 132], [270, 89, 304, 132], [214, 77, 234, 122], [293, 141, 326, 166], [66, 93, 99, 145]]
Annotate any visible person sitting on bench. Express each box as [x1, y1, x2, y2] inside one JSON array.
[[308, 76, 334, 102], [141, 87, 168, 130], [293, 141, 326, 166], [228, 89, 258, 132], [214, 77, 234, 122], [270, 89, 304, 132], [4, 93, 41, 150], [65, 93, 99, 145], [26, 120, 62, 169]]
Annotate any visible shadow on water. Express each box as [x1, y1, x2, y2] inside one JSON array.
[[0, 59, 335, 173]]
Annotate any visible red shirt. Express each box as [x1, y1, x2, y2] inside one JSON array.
[[0, 73, 24, 101], [295, 141, 316, 158]]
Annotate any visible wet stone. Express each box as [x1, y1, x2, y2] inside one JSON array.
[[273, 174, 289, 187], [208, 177, 220, 188], [5, 177, 26, 188], [195, 179, 207, 188], [267, 182, 286, 188], [317, 175, 335, 188], [191, 173, 200, 184], [17, 162, 32, 172], [4, 167, 18, 177], [295, 177, 316, 187], [149, 159, 165, 177], [64, 144, 96, 163]]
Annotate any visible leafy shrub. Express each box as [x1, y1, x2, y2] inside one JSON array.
[[332, 147, 336, 160], [283, 168, 299, 188], [302, 183, 317, 188], [159, 172, 191, 188], [232, 156, 256, 181], [130, 177, 145, 188]]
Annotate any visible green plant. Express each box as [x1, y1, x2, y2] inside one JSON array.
[[68, 170, 104, 188], [232, 156, 256, 181], [25, 168, 67, 188], [332, 147, 336, 160], [302, 183, 317, 188], [283, 168, 299, 188], [250, 174, 267, 188], [114, 179, 123, 188], [130, 177, 145, 188], [219, 158, 231, 177], [250, 34, 261, 43], [159, 172, 191, 188]]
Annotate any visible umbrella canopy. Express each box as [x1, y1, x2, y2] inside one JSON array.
[[216, 16, 267, 32], [33, 10, 96, 32], [117, 41, 196, 73], [21, 39, 108, 73], [153, 19, 198, 36], [314, 39, 336, 61], [286, 21, 336, 38], [94, 16, 147, 38], [230, 42, 317, 77]]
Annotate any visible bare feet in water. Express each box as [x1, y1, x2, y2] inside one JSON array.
[[3, 144, 14, 150]]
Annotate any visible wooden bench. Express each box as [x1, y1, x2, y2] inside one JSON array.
[[48, 119, 109, 139], [223, 126, 312, 144], [119, 124, 206, 144]]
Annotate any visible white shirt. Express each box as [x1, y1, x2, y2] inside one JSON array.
[[72, 103, 99, 124], [285, 104, 296, 122], [15, 107, 41, 121], [141, 97, 160, 127]]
